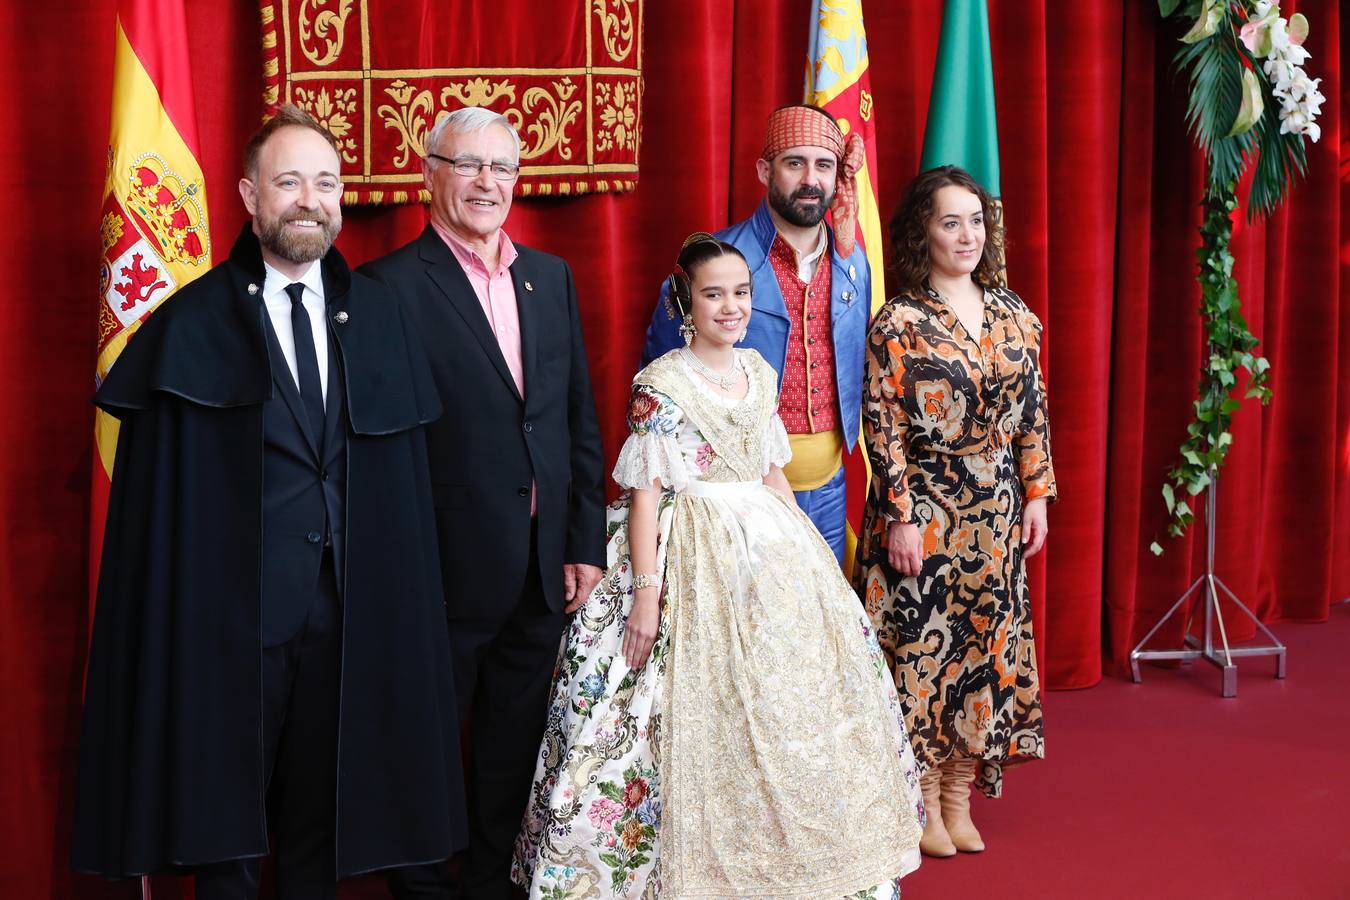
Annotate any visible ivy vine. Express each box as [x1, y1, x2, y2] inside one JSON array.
[[1152, 184, 1271, 555]]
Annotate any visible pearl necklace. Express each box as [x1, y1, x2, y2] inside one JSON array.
[[680, 346, 743, 390]]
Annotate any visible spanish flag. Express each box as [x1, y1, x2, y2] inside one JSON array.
[[91, 0, 211, 606], [806, 0, 882, 571]]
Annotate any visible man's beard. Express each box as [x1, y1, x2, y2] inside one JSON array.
[[256, 207, 341, 264], [767, 180, 833, 228]]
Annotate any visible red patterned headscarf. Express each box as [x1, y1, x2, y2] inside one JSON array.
[[760, 105, 866, 256]]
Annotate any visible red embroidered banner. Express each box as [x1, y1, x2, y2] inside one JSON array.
[[260, 0, 643, 203]]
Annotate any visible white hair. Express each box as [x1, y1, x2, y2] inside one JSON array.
[[426, 107, 521, 162]]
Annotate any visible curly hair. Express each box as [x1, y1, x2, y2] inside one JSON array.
[[887, 165, 1005, 293]]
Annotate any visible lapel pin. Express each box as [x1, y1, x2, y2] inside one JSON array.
[[524, 281, 534, 292], [842, 290, 853, 302], [333, 311, 349, 324], [848, 265, 857, 280], [247, 283, 258, 295]]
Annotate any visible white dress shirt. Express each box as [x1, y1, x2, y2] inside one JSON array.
[[796, 224, 828, 282], [262, 260, 329, 403]]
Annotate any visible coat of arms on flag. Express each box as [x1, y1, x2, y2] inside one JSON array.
[[98, 153, 208, 343]]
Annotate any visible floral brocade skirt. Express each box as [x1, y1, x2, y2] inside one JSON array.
[[513, 480, 924, 898]]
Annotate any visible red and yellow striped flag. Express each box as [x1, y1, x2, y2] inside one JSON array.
[[91, 0, 211, 604], [806, 0, 881, 572]]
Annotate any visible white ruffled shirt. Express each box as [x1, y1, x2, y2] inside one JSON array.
[[612, 353, 792, 493]]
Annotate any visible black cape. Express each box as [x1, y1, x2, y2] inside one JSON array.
[[73, 227, 465, 878]]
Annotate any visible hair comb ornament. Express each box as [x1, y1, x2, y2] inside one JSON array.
[[679, 230, 718, 252]]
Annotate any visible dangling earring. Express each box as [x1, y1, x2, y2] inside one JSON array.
[[679, 314, 697, 346], [737, 328, 748, 344]]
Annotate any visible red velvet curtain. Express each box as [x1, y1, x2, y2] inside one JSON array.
[[0, 1, 1342, 896]]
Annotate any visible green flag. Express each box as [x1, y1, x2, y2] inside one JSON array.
[[919, 0, 1000, 195]]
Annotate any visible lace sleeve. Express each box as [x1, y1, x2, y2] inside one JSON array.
[[761, 411, 793, 475], [612, 383, 692, 492]]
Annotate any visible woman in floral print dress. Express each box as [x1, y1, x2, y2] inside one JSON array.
[[854, 166, 1057, 858], [512, 234, 923, 898]]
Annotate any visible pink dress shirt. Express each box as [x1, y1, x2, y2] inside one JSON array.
[[432, 221, 526, 396], [431, 221, 535, 513]]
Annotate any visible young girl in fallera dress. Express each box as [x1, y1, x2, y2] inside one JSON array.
[[512, 233, 924, 898]]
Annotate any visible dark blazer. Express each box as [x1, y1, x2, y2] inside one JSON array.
[[362, 225, 606, 616], [258, 317, 348, 647]]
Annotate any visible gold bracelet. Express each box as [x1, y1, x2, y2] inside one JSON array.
[[632, 573, 659, 590]]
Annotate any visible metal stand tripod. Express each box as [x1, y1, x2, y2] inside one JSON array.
[[1130, 468, 1286, 697]]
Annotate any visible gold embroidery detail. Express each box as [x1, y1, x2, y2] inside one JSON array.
[[97, 302, 120, 345], [443, 78, 583, 161], [375, 80, 436, 168], [294, 86, 359, 164], [442, 77, 517, 109], [265, 1, 645, 201], [594, 81, 637, 152], [512, 79, 583, 160], [297, 0, 355, 67], [100, 213, 124, 255], [592, 0, 636, 62]]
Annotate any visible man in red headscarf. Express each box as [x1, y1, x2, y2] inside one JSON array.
[[642, 104, 870, 562]]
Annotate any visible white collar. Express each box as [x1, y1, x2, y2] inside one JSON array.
[[262, 259, 324, 303], [799, 224, 828, 269]]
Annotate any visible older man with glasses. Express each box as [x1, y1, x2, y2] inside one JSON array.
[[364, 107, 606, 899]]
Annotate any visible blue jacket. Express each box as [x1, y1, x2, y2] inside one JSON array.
[[641, 201, 870, 450]]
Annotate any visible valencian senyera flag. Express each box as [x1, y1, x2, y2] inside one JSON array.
[[806, 0, 883, 312], [805, 0, 882, 572], [92, 0, 211, 608], [919, 0, 1003, 275]]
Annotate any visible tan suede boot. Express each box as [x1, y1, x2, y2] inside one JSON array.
[[918, 767, 956, 857], [939, 758, 985, 852]]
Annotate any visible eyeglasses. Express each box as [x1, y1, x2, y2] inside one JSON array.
[[427, 153, 520, 182]]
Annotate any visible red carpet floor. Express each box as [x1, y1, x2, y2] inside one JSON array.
[[900, 602, 1350, 900], [136, 605, 1350, 899]]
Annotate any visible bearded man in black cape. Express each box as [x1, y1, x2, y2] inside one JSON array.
[[72, 105, 465, 899]]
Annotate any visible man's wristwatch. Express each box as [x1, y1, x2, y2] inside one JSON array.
[[632, 573, 659, 590]]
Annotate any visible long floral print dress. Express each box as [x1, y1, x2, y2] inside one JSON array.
[[853, 285, 1057, 799], [512, 349, 923, 899]]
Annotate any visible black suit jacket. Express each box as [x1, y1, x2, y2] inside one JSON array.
[[362, 225, 606, 616], [259, 315, 348, 646]]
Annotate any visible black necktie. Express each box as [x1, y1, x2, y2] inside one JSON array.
[[285, 282, 325, 439]]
